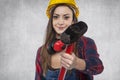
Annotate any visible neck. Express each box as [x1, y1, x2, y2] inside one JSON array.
[[56, 34, 61, 39]]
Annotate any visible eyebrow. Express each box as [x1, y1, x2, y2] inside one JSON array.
[[53, 13, 71, 16]]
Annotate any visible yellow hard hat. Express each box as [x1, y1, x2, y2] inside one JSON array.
[[46, 0, 79, 18]]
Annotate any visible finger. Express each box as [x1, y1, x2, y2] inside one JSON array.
[[61, 55, 73, 65], [61, 60, 71, 70], [61, 53, 73, 61]]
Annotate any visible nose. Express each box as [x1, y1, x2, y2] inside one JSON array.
[[58, 18, 64, 25]]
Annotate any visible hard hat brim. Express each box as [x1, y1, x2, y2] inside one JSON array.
[[46, 3, 79, 18]]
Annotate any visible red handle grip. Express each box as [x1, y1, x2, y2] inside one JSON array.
[[58, 43, 74, 80]]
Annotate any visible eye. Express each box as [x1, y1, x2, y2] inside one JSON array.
[[64, 16, 70, 20], [53, 15, 59, 19]]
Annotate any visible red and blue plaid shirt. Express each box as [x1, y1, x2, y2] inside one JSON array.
[[35, 36, 104, 80]]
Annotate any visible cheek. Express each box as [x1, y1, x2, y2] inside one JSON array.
[[66, 20, 73, 26], [52, 21, 57, 31], [52, 20, 57, 26], [52, 21, 55, 28]]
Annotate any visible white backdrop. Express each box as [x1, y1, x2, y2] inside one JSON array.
[[0, 0, 120, 80]]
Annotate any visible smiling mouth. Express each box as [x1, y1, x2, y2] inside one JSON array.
[[58, 27, 65, 30]]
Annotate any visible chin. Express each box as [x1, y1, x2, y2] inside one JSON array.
[[57, 32, 63, 35], [57, 33, 62, 35]]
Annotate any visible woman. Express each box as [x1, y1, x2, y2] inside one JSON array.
[[35, 0, 104, 80]]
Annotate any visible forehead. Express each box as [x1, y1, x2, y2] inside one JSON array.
[[53, 6, 73, 15]]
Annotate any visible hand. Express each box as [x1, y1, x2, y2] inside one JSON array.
[[60, 53, 77, 70]]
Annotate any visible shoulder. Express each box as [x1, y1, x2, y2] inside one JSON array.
[[81, 36, 95, 43], [37, 45, 44, 55], [80, 36, 96, 45], [77, 36, 97, 49], [35, 46, 43, 77], [36, 45, 43, 61], [37, 46, 42, 55], [81, 36, 98, 52]]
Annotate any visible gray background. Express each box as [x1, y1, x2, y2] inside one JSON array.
[[0, 0, 120, 80]]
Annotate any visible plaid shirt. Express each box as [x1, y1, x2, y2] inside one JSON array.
[[35, 36, 104, 80]]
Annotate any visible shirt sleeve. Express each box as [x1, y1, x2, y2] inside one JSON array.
[[35, 47, 42, 80], [79, 37, 104, 75]]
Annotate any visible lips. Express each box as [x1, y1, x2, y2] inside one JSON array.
[[54, 26, 67, 34], [58, 26, 66, 30], [58, 27, 64, 30]]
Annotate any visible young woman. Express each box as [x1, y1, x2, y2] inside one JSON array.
[[35, 0, 104, 80]]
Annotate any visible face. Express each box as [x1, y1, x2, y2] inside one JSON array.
[[52, 6, 73, 35]]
